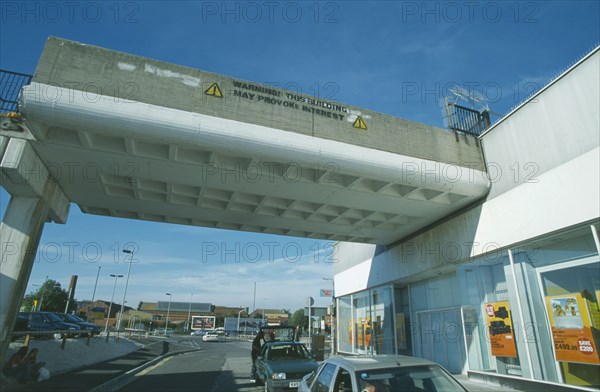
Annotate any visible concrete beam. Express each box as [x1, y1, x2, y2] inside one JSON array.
[[0, 137, 69, 224], [31, 37, 485, 171]]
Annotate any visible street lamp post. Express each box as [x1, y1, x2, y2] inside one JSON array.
[[89, 266, 101, 320], [187, 293, 193, 332], [323, 277, 335, 355], [262, 297, 268, 325], [165, 293, 172, 335], [237, 308, 245, 337], [104, 274, 123, 334], [36, 275, 49, 311], [117, 248, 135, 330]]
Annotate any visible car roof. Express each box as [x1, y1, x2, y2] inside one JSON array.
[[322, 355, 438, 371], [264, 341, 306, 348]]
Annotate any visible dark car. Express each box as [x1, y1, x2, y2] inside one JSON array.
[[11, 316, 29, 341], [255, 326, 318, 392], [299, 355, 468, 392], [18, 311, 79, 339], [53, 313, 101, 336]]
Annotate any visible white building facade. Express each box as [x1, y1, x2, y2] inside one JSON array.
[[334, 47, 600, 390]]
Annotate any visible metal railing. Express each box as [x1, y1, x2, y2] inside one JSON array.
[[0, 69, 33, 113], [446, 102, 491, 136]]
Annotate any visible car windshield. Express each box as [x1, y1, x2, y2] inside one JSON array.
[[266, 344, 310, 360], [45, 313, 63, 322], [63, 314, 81, 322], [357, 365, 465, 392]]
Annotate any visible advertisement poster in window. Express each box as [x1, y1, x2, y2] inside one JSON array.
[[545, 293, 600, 365], [395, 313, 407, 350], [485, 301, 517, 358]]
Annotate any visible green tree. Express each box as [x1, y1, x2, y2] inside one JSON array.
[[289, 308, 308, 329], [22, 279, 74, 312]]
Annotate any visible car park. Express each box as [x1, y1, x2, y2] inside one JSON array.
[[298, 355, 468, 392], [18, 311, 79, 339], [255, 326, 318, 392], [53, 312, 101, 336]]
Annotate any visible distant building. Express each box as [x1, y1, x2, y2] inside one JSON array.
[[137, 301, 245, 325], [249, 308, 289, 325], [76, 300, 134, 327]]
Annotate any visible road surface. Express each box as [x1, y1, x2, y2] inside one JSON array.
[[121, 337, 263, 392]]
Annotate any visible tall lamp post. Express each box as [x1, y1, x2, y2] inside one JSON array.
[[36, 275, 49, 311], [88, 266, 101, 320], [323, 277, 335, 355], [117, 248, 135, 330], [104, 274, 123, 334], [237, 308, 246, 337], [262, 297, 268, 324], [165, 293, 172, 334], [187, 293, 194, 332]]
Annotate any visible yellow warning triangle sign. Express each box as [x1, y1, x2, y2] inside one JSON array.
[[205, 83, 223, 98], [353, 116, 367, 130]]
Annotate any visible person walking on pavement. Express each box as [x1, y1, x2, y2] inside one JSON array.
[[250, 330, 265, 382]]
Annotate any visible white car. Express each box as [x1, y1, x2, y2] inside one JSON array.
[[202, 333, 221, 342], [299, 355, 467, 392]]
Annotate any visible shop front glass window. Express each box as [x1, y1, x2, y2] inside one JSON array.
[[371, 286, 395, 354], [540, 260, 600, 388], [458, 255, 522, 376], [353, 291, 371, 354], [338, 296, 352, 353]]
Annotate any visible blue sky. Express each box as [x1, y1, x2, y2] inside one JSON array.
[[1, 1, 599, 312]]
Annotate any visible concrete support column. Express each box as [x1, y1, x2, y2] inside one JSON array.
[[0, 195, 48, 364], [0, 136, 70, 364]]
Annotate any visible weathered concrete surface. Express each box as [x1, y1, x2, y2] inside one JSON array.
[[32, 37, 484, 171]]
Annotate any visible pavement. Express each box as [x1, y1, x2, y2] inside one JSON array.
[[0, 335, 194, 392], [1, 335, 525, 392]]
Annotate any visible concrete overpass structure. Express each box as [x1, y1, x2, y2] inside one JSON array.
[[0, 37, 490, 361]]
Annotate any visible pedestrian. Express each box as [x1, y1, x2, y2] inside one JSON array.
[[24, 348, 45, 382], [2, 346, 29, 383], [295, 325, 302, 342], [250, 330, 265, 382]]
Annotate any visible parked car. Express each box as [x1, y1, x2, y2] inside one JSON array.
[[255, 326, 318, 392], [190, 330, 207, 336], [53, 312, 101, 336], [298, 355, 468, 392], [18, 311, 79, 339], [11, 316, 29, 341], [202, 332, 222, 342]]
